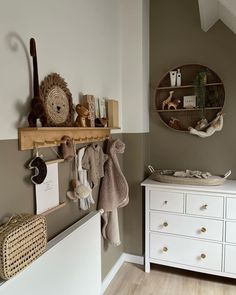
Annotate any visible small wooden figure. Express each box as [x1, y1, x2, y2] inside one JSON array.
[[168, 117, 182, 130], [162, 91, 174, 110], [168, 98, 181, 110]]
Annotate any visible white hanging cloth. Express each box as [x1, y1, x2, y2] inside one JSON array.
[[77, 147, 94, 210]]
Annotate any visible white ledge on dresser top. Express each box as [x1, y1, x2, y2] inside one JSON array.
[[141, 177, 236, 195]]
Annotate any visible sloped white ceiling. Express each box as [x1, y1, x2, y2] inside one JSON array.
[[198, 0, 236, 34]]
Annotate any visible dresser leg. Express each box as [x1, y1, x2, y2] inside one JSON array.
[[145, 259, 150, 273]]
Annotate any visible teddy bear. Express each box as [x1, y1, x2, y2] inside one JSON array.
[[74, 104, 89, 127]]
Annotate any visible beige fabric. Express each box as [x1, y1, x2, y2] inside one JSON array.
[[82, 143, 108, 187], [98, 139, 129, 246]]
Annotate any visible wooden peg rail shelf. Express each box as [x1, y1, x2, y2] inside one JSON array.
[[18, 127, 112, 151]]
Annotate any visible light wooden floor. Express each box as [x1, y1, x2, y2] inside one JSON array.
[[104, 263, 236, 295]]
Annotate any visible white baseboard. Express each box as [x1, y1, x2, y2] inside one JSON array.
[[101, 253, 144, 294], [123, 253, 144, 265]]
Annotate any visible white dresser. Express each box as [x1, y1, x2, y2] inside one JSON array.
[[141, 178, 236, 278]]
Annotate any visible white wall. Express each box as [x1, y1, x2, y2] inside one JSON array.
[[199, 0, 236, 34], [0, 0, 149, 139], [0, 0, 122, 139], [121, 0, 149, 133]]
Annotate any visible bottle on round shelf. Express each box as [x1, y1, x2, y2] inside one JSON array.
[[176, 69, 181, 86], [169, 71, 177, 87]]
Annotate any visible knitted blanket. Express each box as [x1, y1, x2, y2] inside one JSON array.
[[98, 138, 129, 246]]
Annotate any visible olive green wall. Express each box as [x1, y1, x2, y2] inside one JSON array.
[[0, 137, 124, 280], [150, 0, 236, 177]]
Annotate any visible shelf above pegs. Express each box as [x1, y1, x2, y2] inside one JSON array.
[[18, 127, 112, 150]]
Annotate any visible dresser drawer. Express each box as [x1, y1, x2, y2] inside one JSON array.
[[186, 194, 223, 218], [226, 221, 236, 243], [150, 233, 222, 271], [225, 245, 236, 274], [150, 212, 223, 241], [226, 198, 236, 219], [149, 190, 184, 213]]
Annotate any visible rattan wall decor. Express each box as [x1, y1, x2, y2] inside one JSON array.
[[40, 73, 74, 127], [155, 64, 225, 133]]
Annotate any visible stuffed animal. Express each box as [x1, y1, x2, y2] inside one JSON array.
[[28, 98, 47, 127], [189, 112, 224, 138], [28, 38, 48, 127], [75, 104, 89, 127]]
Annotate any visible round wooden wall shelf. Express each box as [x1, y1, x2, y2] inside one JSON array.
[[155, 64, 225, 132]]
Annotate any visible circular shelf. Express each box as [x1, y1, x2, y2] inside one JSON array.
[[155, 64, 225, 132]]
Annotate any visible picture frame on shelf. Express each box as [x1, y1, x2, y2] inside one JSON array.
[[183, 95, 196, 109], [107, 99, 119, 128]]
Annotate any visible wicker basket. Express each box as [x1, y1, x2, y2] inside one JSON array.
[[152, 173, 227, 186], [0, 214, 47, 280], [148, 165, 231, 186]]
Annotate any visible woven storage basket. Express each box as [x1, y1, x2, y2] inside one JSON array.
[[152, 173, 226, 186], [0, 214, 47, 280]]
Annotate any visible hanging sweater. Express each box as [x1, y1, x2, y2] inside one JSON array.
[[82, 143, 108, 187], [98, 138, 129, 246]]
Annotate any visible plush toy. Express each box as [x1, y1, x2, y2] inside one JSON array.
[[189, 112, 224, 138], [61, 136, 74, 161], [28, 98, 47, 127], [75, 104, 89, 127], [28, 38, 47, 127]]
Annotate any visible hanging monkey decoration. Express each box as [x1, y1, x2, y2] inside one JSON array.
[[28, 38, 47, 127]]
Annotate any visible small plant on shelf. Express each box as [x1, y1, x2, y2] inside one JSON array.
[[193, 70, 208, 118]]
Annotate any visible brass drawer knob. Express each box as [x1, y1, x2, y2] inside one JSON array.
[[201, 227, 207, 233], [163, 246, 168, 252], [201, 204, 208, 210], [163, 222, 168, 227], [201, 253, 206, 259]]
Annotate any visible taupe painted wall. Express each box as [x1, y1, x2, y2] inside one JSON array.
[[123, 133, 150, 256], [0, 138, 123, 280], [150, 0, 236, 177], [122, 0, 236, 258]]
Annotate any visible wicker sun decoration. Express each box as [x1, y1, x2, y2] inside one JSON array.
[[40, 73, 74, 127]]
